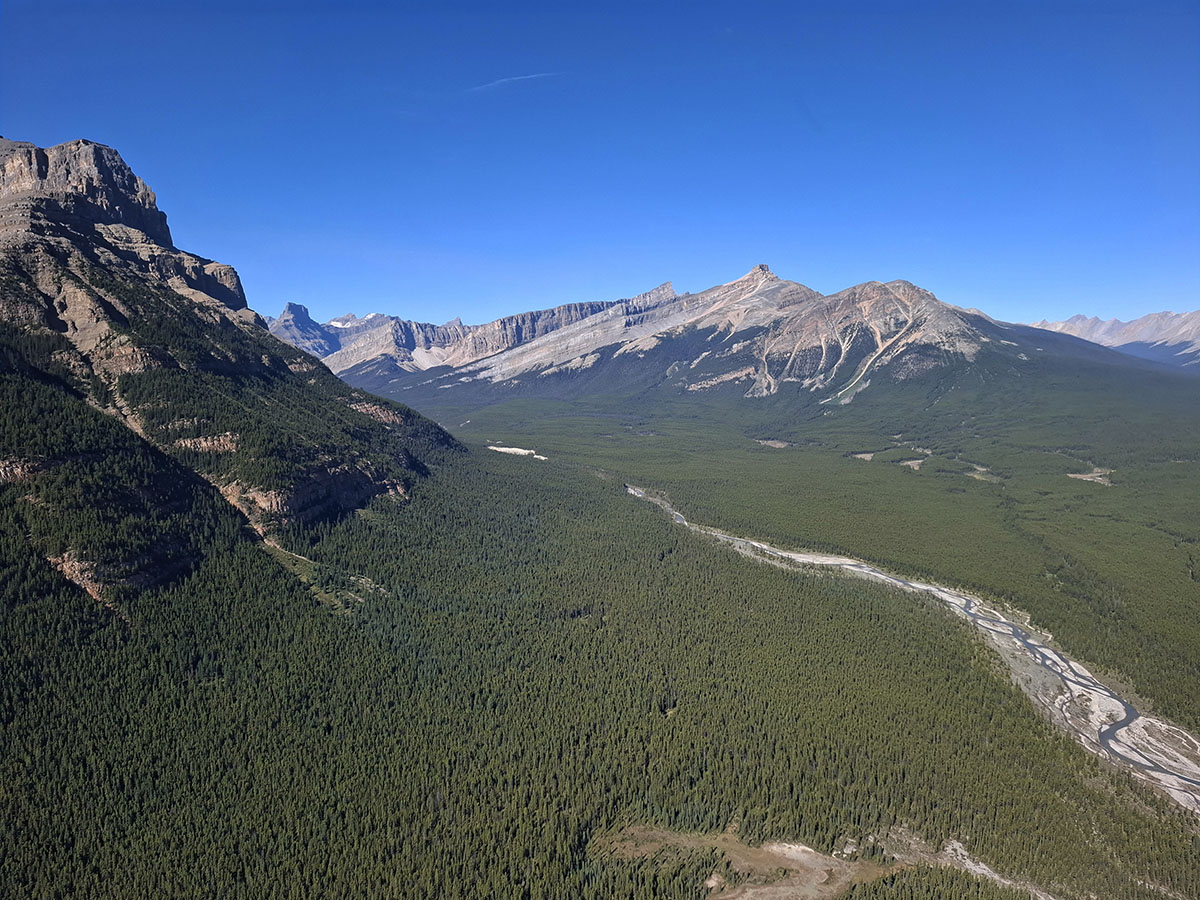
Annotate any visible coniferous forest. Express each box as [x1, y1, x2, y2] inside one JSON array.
[[6, 7, 1200, 895], [4, 346, 1198, 898]]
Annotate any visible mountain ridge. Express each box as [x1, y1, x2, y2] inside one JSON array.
[[268, 287, 674, 377], [1031, 309, 1200, 368], [313, 265, 1133, 407]]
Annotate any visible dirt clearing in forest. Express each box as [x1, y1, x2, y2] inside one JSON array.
[[592, 826, 896, 899]]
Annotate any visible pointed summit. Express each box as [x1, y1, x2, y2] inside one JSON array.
[[736, 263, 778, 283], [268, 302, 340, 357]]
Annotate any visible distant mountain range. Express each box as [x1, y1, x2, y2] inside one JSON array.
[[270, 265, 1180, 412], [267, 291, 632, 375], [1031, 311, 1200, 368]]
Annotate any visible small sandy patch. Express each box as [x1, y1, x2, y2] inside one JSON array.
[[1067, 468, 1112, 485], [593, 826, 894, 900], [851, 452, 875, 461], [966, 463, 1001, 483], [756, 440, 791, 449], [899, 458, 924, 470], [487, 445, 548, 460]]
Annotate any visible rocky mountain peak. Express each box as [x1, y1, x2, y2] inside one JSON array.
[[278, 302, 316, 322], [1, 135, 457, 544], [0, 136, 173, 247], [736, 264, 778, 284], [268, 302, 341, 358], [0, 137, 247, 318], [626, 281, 677, 311]]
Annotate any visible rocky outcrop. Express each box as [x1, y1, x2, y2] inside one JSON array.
[[0, 136, 172, 247], [1032, 310, 1200, 368], [0, 136, 459, 549], [277, 297, 635, 375], [218, 468, 408, 532]]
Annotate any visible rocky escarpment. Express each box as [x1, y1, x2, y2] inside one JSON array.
[[274, 296, 636, 375], [0, 136, 459, 599], [0, 136, 172, 247]]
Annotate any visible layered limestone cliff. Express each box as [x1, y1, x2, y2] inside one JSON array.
[[0, 136, 172, 246], [276, 297, 635, 375], [0, 136, 457, 593]]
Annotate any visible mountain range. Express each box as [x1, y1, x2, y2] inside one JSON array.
[[270, 265, 1187, 415], [267, 290, 634, 375], [1031, 310, 1200, 368]]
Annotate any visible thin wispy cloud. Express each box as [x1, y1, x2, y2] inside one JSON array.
[[468, 72, 558, 92]]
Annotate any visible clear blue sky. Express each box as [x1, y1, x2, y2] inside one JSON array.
[[3, 0, 1197, 325]]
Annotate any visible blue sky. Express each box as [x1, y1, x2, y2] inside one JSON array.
[[3, 0, 1197, 325]]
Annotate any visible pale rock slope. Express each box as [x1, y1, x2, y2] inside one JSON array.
[[270, 294, 634, 376], [382, 265, 995, 402]]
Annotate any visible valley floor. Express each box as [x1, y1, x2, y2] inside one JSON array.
[[626, 485, 1200, 814]]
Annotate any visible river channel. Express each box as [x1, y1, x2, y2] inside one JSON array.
[[626, 485, 1200, 813]]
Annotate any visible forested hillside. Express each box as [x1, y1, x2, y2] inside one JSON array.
[[0, 137, 459, 540], [6, 429, 1197, 898]]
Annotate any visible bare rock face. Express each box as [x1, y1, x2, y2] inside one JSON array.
[[0, 136, 172, 248], [0, 136, 248, 316], [281, 297, 635, 375], [740, 278, 982, 398]]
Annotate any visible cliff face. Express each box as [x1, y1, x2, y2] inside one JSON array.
[[0, 137, 249, 335], [0, 137, 459, 600], [0, 136, 173, 247], [453, 300, 628, 360], [281, 297, 633, 376]]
